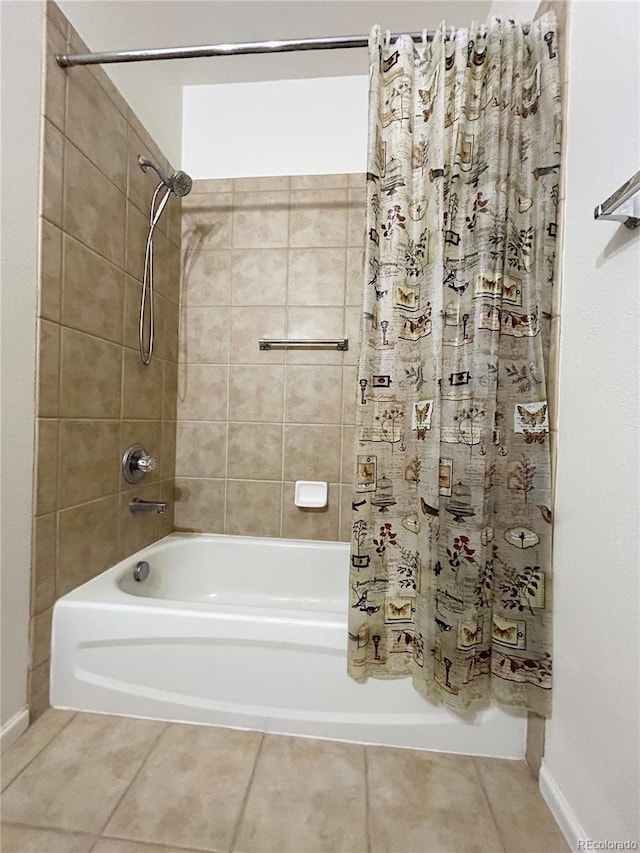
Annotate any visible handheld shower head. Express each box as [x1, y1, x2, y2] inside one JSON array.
[[169, 170, 192, 197], [138, 155, 192, 197]]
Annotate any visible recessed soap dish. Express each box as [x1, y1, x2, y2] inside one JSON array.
[[294, 481, 328, 508]]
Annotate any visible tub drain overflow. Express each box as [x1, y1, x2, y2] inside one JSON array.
[[133, 561, 150, 582]]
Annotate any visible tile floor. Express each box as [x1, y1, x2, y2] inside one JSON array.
[[1, 709, 568, 853]]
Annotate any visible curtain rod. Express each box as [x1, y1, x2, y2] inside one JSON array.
[[56, 32, 432, 67]]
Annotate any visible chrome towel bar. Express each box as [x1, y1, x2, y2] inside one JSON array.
[[259, 338, 349, 351], [594, 170, 640, 229]]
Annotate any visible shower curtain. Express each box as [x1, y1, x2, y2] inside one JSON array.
[[348, 15, 561, 717]]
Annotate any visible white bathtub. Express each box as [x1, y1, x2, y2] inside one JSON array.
[[51, 533, 526, 757]]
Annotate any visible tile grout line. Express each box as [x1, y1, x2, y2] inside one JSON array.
[[228, 732, 266, 853], [471, 756, 509, 853], [94, 721, 169, 840], [1, 711, 77, 795]]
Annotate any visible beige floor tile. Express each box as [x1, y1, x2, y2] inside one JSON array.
[[1, 709, 75, 792], [367, 746, 505, 853], [234, 735, 367, 853], [475, 758, 569, 852], [1, 713, 164, 834], [0, 823, 94, 853], [94, 840, 203, 853], [105, 724, 261, 851]]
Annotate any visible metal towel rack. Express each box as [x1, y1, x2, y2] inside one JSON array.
[[259, 338, 349, 351], [594, 170, 640, 229]]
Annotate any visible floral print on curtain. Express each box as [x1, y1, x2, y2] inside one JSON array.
[[348, 15, 561, 717]]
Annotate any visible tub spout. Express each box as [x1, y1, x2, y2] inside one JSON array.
[[129, 498, 167, 514]]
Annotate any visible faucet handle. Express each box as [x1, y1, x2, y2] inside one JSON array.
[[135, 453, 157, 473], [122, 443, 158, 484]]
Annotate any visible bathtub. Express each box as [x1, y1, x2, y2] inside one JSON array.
[[51, 533, 526, 757]]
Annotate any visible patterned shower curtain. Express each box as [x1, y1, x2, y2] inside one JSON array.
[[348, 15, 561, 717]]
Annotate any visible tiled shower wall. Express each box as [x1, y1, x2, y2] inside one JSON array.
[[175, 174, 365, 541], [30, 1, 180, 718]]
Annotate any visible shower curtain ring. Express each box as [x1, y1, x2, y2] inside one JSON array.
[[384, 29, 391, 48], [422, 28, 429, 48]]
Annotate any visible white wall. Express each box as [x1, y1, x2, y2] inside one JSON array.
[[183, 75, 368, 178], [0, 0, 44, 731], [543, 0, 640, 844]]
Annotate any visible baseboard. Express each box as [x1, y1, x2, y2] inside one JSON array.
[[0, 707, 29, 752], [540, 759, 587, 851]]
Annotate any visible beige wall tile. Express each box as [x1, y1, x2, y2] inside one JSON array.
[[290, 174, 349, 189], [35, 419, 58, 516], [105, 724, 261, 851], [191, 178, 234, 194], [343, 306, 362, 367], [174, 478, 225, 532], [285, 365, 343, 424], [182, 248, 231, 307], [157, 295, 179, 362], [341, 425, 356, 484], [225, 480, 282, 537], [348, 173, 366, 188], [177, 364, 228, 422], [228, 365, 284, 423], [125, 200, 149, 281], [289, 189, 348, 247], [40, 219, 62, 322], [175, 421, 226, 478], [60, 328, 122, 419], [2, 713, 165, 833], [31, 513, 57, 615], [163, 361, 178, 420], [122, 348, 163, 420], [127, 127, 168, 227], [230, 307, 286, 364], [62, 235, 124, 343], [160, 420, 177, 481], [30, 606, 53, 670], [158, 478, 176, 538], [347, 188, 366, 247], [119, 420, 163, 489], [227, 423, 283, 481], [63, 143, 126, 269], [167, 196, 182, 248], [58, 420, 120, 508], [231, 249, 287, 306], [117, 482, 162, 561], [234, 176, 290, 192], [42, 119, 64, 227], [281, 482, 340, 541], [182, 192, 233, 249], [232, 191, 290, 249], [44, 19, 67, 132], [346, 248, 365, 306], [27, 659, 51, 722], [122, 275, 141, 351], [57, 495, 119, 596], [65, 70, 128, 192], [287, 248, 346, 306], [285, 307, 345, 365], [179, 307, 230, 364], [37, 319, 60, 417], [283, 424, 341, 482], [47, 2, 67, 38], [342, 366, 358, 425], [338, 485, 354, 542], [526, 713, 546, 777]]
